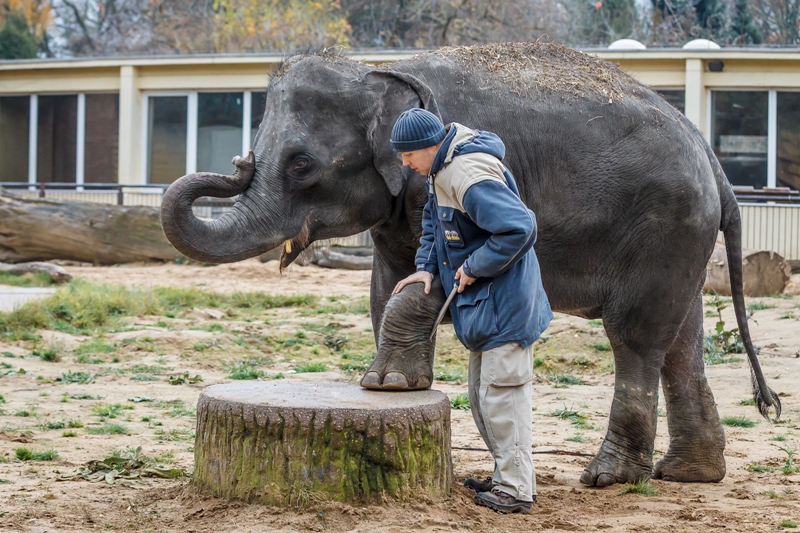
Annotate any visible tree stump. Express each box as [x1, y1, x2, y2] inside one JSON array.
[[194, 381, 452, 505], [705, 241, 792, 297]]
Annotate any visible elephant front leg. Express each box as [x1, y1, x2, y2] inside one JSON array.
[[361, 276, 446, 390], [653, 290, 726, 482], [580, 341, 662, 487]]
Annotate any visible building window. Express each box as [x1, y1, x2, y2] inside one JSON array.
[[656, 89, 685, 115], [0, 96, 30, 182], [197, 92, 243, 175], [85, 94, 120, 183], [144, 90, 262, 184], [147, 96, 188, 185], [711, 91, 769, 190], [777, 92, 800, 191], [251, 91, 266, 147], [37, 95, 78, 183]]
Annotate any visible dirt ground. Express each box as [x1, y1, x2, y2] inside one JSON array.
[[1, 259, 799, 533]]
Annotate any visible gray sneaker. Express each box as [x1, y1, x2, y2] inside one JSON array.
[[463, 476, 493, 492], [474, 488, 534, 513]]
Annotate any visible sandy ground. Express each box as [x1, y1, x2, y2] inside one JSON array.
[[0, 261, 799, 533]]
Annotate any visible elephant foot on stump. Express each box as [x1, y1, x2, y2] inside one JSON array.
[[361, 277, 446, 391]]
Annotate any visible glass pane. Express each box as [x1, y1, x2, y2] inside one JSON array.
[[38, 95, 77, 183], [0, 96, 29, 182], [197, 92, 243, 174], [148, 96, 187, 185], [711, 91, 768, 189], [251, 91, 267, 149], [656, 90, 685, 114], [85, 94, 119, 183], [777, 92, 800, 191]]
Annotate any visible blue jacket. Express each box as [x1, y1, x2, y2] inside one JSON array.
[[415, 124, 552, 352]]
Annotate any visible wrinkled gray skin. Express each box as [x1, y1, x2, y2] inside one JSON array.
[[161, 46, 781, 488]]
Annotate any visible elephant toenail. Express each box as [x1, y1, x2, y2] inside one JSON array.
[[579, 470, 595, 486], [415, 375, 432, 389], [360, 371, 382, 389], [595, 473, 617, 487], [381, 372, 410, 390]]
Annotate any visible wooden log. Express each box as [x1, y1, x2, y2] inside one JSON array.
[[0, 262, 72, 283], [194, 381, 451, 505], [705, 241, 792, 297], [312, 249, 373, 270], [0, 189, 179, 265]]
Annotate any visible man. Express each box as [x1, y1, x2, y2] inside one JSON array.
[[391, 108, 552, 514]]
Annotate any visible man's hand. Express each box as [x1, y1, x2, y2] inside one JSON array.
[[455, 266, 477, 293], [392, 271, 434, 295]]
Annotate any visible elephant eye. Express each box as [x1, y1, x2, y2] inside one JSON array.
[[290, 155, 312, 174]]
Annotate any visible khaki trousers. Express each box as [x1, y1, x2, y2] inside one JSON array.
[[468, 342, 535, 502]]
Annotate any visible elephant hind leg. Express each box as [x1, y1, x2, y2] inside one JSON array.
[[653, 289, 726, 482]]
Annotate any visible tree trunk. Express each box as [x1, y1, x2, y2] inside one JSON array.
[[193, 382, 452, 505], [0, 190, 179, 265], [705, 241, 792, 297]]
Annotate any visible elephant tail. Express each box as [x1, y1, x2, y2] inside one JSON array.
[[713, 148, 782, 421]]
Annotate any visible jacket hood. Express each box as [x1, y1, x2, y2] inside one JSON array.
[[430, 123, 506, 176]]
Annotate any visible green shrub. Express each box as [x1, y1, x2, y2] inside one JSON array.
[[617, 479, 659, 496], [33, 345, 61, 362], [92, 404, 123, 418], [450, 393, 470, 410], [15, 448, 59, 461], [721, 415, 756, 428], [294, 362, 328, 373], [590, 342, 611, 352]]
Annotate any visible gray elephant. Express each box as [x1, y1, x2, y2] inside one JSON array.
[[160, 42, 780, 488]]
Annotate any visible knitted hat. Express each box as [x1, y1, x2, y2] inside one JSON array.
[[390, 108, 446, 152]]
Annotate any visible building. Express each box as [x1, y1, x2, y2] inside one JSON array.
[[1, 46, 799, 260]]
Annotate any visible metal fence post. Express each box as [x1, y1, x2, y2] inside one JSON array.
[[38, 183, 45, 198], [117, 186, 124, 206]]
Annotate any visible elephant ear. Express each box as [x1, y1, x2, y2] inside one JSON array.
[[364, 71, 442, 196]]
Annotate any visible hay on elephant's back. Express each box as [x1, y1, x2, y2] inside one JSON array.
[[428, 42, 638, 102]]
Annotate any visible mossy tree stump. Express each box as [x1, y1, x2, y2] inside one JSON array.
[[194, 381, 451, 505]]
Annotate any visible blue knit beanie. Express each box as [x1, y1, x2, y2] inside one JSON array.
[[390, 108, 446, 152]]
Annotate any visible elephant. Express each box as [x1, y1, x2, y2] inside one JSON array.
[[160, 42, 781, 488]]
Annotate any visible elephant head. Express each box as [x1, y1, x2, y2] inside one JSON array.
[[160, 54, 440, 268]]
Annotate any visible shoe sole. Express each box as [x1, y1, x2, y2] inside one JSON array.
[[474, 494, 532, 514], [463, 479, 492, 492]]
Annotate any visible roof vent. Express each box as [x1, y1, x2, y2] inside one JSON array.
[[683, 39, 720, 50], [608, 39, 646, 50]]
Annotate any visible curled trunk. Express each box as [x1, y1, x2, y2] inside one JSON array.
[[160, 153, 278, 264]]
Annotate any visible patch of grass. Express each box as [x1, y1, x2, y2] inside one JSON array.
[[338, 352, 374, 372], [434, 369, 465, 382], [617, 479, 659, 496], [67, 419, 83, 428], [739, 398, 756, 406], [780, 520, 797, 529], [62, 430, 77, 437], [68, 394, 101, 400], [58, 371, 94, 384], [33, 344, 62, 362], [38, 420, 67, 430], [657, 408, 667, 417], [450, 393, 470, 410], [293, 362, 328, 373], [780, 446, 798, 475], [565, 432, 586, 443], [548, 373, 584, 386], [721, 415, 756, 428], [168, 372, 203, 385], [747, 463, 775, 473], [154, 427, 193, 442], [87, 423, 129, 435], [109, 364, 171, 375], [92, 404, 123, 418], [772, 435, 788, 442], [0, 478, 12, 484], [747, 301, 777, 311], [74, 339, 116, 355], [130, 374, 160, 381], [76, 354, 105, 365], [550, 406, 590, 428], [0, 271, 55, 287], [15, 448, 59, 461], [14, 409, 34, 417], [590, 342, 611, 352], [0, 394, 4, 404]]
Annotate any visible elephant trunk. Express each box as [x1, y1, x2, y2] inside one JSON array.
[[160, 152, 279, 264]]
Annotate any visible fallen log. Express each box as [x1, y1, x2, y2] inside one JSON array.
[[705, 241, 792, 297], [194, 381, 452, 504], [0, 189, 179, 265], [0, 262, 72, 283], [312, 249, 373, 270]]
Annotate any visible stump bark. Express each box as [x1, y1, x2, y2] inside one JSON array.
[[194, 382, 452, 505], [705, 241, 792, 297]]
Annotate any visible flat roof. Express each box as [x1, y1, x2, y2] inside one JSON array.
[[3, 47, 800, 71]]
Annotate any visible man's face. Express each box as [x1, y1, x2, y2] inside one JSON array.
[[399, 143, 441, 176]]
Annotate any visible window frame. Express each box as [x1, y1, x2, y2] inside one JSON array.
[[707, 88, 800, 190], [142, 90, 255, 184]]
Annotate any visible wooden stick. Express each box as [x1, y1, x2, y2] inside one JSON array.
[[451, 445, 594, 457]]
